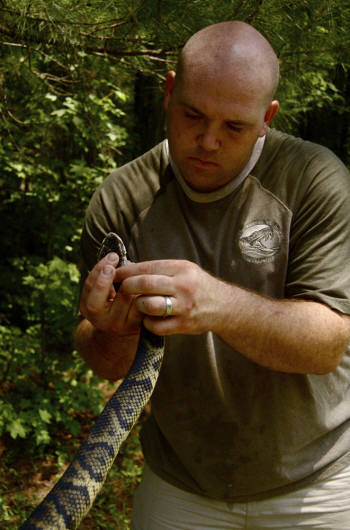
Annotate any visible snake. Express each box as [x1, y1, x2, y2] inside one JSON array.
[[21, 233, 165, 529]]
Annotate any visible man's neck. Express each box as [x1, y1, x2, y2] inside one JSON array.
[[167, 135, 266, 203]]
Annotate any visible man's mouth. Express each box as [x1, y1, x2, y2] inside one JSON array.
[[188, 157, 218, 168]]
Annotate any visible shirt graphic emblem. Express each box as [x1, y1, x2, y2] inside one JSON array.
[[239, 220, 281, 263]]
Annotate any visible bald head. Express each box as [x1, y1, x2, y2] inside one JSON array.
[[176, 21, 279, 108]]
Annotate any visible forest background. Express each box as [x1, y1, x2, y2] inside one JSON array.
[[0, 0, 349, 528]]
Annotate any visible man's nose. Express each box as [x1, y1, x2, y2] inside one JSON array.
[[197, 123, 221, 151]]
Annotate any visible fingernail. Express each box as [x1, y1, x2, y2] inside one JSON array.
[[107, 252, 118, 262], [103, 266, 113, 276]]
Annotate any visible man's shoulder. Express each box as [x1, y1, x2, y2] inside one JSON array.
[[252, 128, 350, 215], [256, 128, 349, 184], [83, 141, 171, 265], [263, 128, 346, 167], [106, 140, 169, 189], [88, 140, 171, 219]]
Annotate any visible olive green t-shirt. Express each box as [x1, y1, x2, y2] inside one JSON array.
[[81, 128, 350, 502]]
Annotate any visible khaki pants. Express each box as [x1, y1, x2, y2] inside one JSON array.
[[131, 462, 350, 529]]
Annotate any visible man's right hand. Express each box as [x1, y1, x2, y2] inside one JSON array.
[[79, 252, 143, 335], [75, 252, 143, 380]]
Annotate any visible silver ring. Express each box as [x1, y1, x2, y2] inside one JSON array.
[[163, 296, 173, 317]]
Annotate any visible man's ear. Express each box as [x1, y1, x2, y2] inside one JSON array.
[[259, 100, 279, 136], [164, 71, 176, 110]]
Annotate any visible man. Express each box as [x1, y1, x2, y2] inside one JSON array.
[[76, 21, 350, 529]]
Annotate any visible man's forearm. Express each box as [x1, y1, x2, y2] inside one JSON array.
[[114, 259, 350, 374], [75, 318, 140, 381], [213, 281, 350, 374]]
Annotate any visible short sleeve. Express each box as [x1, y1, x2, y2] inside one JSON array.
[[286, 148, 350, 315]]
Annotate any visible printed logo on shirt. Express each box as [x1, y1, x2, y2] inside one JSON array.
[[238, 220, 281, 263]]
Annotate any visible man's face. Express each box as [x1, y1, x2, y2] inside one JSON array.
[[164, 69, 277, 193]]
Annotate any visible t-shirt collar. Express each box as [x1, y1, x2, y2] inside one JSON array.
[[166, 136, 265, 203]]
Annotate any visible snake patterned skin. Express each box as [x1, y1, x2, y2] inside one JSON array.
[[21, 233, 165, 529]]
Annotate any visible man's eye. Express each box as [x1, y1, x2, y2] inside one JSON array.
[[185, 112, 201, 120], [227, 123, 243, 133]]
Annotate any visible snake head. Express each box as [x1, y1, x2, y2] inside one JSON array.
[[97, 232, 130, 266], [97, 232, 131, 292]]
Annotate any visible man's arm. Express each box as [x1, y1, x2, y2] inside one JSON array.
[[115, 259, 350, 375], [75, 320, 140, 380], [212, 282, 350, 374]]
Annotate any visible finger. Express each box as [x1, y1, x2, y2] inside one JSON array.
[[120, 274, 175, 296], [91, 252, 120, 280], [82, 265, 116, 317], [115, 259, 185, 282], [108, 292, 143, 331], [135, 295, 176, 317], [107, 285, 117, 302], [143, 315, 179, 336], [101, 251, 119, 269], [125, 296, 145, 328], [81, 251, 119, 299]]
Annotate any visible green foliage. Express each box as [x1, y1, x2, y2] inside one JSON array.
[[0, 257, 104, 447], [0, 12, 138, 530], [0, 7, 137, 520], [0, 487, 30, 527], [2, 0, 350, 115], [0, 33, 132, 453], [1, 1, 350, 156]]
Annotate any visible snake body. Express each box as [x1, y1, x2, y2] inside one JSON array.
[[21, 233, 164, 529]]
